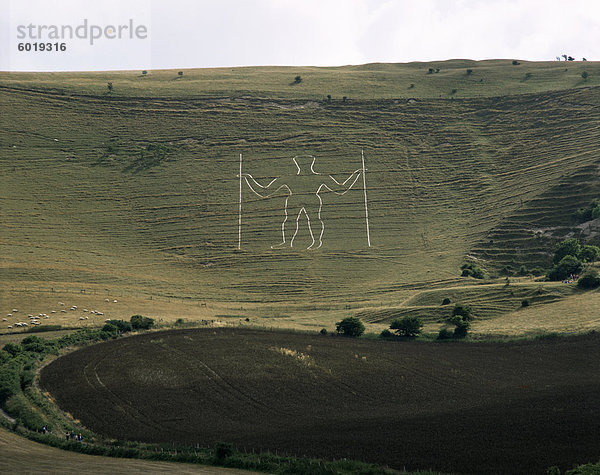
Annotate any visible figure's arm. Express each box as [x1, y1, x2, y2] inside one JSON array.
[[322, 169, 362, 195], [241, 174, 284, 198]]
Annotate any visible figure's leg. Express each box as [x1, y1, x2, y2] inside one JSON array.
[[290, 207, 306, 248], [306, 196, 324, 250], [271, 197, 290, 248]]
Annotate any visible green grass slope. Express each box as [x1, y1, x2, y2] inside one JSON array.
[[1, 61, 600, 329]]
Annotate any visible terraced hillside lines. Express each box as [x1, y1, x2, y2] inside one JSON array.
[[471, 163, 600, 271], [1, 64, 600, 316], [40, 329, 600, 474]]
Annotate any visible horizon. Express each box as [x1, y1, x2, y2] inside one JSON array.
[[1, 0, 598, 72]]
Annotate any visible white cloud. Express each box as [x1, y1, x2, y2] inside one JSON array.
[[1, 0, 598, 71]]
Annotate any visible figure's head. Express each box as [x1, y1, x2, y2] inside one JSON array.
[[292, 155, 316, 174]]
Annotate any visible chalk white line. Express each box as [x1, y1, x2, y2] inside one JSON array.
[[361, 150, 371, 247], [238, 153, 242, 249]]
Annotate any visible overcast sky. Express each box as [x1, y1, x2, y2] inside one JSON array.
[[1, 0, 598, 71]]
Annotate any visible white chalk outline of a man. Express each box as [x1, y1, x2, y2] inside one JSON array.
[[240, 155, 362, 250]]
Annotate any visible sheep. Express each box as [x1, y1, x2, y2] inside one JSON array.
[[85, 316, 89, 320], [83, 309, 88, 312], [28, 314, 33, 318], [58, 302, 65, 306], [60, 309, 67, 313], [1, 318, 7, 322], [7, 314, 11, 318], [12, 309, 18, 313], [79, 317, 85, 320], [97, 312, 104, 316], [113, 300, 118, 303], [104, 298, 110, 302], [44, 316, 50, 319], [51, 310, 56, 313], [7, 326, 12, 329], [22, 322, 28, 326]]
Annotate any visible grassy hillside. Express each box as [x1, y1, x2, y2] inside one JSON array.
[[0, 427, 253, 474], [1, 60, 600, 332]]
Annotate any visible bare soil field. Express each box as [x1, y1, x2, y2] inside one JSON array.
[[40, 329, 600, 474]]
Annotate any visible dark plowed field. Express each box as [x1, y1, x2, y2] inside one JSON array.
[[40, 329, 600, 474]]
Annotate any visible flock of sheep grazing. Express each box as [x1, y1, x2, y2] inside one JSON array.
[[3, 298, 119, 330]]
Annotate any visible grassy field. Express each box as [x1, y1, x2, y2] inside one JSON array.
[[0, 426, 255, 474], [39, 328, 600, 474], [1, 60, 600, 335]]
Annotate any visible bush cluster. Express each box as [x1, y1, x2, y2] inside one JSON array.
[[130, 315, 155, 330], [547, 238, 599, 281], [575, 199, 600, 223], [461, 263, 485, 279], [577, 269, 600, 289], [335, 317, 364, 337], [390, 316, 423, 338]]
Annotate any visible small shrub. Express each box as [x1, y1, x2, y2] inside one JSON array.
[[512, 60, 520, 65], [441, 297, 451, 305], [437, 328, 453, 340], [110, 320, 132, 333], [461, 263, 485, 279], [524, 72, 532, 80], [409, 83, 415, 88], [107, 82, 113, 92], [214, 442, 234, 460], [130, 315, 155, 330], [335, 317, 365, 337], [4, 393, 46, 431], [450, 88, 457, 95], [577, 270, 600, 289], [102, 322, 117, 333], [435, 68, 440, 73], [175, 318, 185, 325], [427, 68, 434, 74], [579, 244, 600, 263], [390, 316, 423, 337], [142, 70, 147, 75], [547, 255, 583, 281], [574, 199, 600, 222], [554, 238, 581, 265], [342, 96, 347, 102], [451, 317, 470, 339], [521, 299, 530, 307], [294, 75, 302, 84], [517, 265, 528, 276], [379, 329, 392, 338], [581, 71, 588, 79], [326, 94, 331, 101], [20, 370, 35, 390], [319, 328, 328, 335], [452, 304, 473, 321], [2, 343, 22, 357], [178, 71, 183, 77], [466, 69, 473, 75], [0, 364, 21, 403]]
